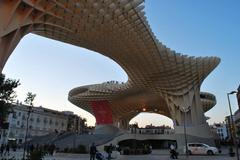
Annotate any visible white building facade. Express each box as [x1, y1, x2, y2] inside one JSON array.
[[0, 104, 69, 145], [210, 123, 228, 141]]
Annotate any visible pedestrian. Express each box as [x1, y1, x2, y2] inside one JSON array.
[[49, 144, 55, 155], [149, 145, 152, 152], [90, 142, 97, 160], [0, 144, 4, 157], [30, 143, 34, 153], [12, 143, 17, 152], [27, 143, 31, 156], [4, 143, 10, 156], [170, 144, 178, 159], [107, 144, 113, 160]]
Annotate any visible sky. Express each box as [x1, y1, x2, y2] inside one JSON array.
[[2, 1, 240, 127]]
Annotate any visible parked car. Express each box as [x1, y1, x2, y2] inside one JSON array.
[[183, 143, 218, 155]]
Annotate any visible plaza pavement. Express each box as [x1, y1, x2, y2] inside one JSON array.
[[0, 148, 237, 160], [43, 154, 236, 160]]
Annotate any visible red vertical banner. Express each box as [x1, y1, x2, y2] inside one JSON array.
[[91, 100, 113, 125]]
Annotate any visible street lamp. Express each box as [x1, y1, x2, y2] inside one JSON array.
[[227, 91, 239, 160], [22, 106, 32, 160], [180, 106, 191, 158]]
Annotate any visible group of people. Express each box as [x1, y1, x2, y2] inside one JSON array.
[[90, 143, 178, 159], [27, 143, 56, 156], [90, 143, 114, 160], [0, 142, 57, 159]]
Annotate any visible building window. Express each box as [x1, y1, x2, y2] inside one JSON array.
[[12, 112, 17, 119], [44, 118, 47, 124], [49, 119, 52, 125], [30, 118, 34, 122], [19, 139, 22, 144], [18, 112, 21, 116]]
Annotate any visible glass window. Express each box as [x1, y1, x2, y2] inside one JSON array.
[[196, 144, 203, 147], [202, 144, 209, 148], [22, 115, 26, 120], [12, 112, 17, 119]]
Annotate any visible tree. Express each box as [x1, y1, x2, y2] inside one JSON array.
[[80, 118, 87, 133], [0, 73, 20, 121], [82, 118, 87, 126], [129, 122, 139, 134], [24, 92, 36, 106], [23, 92, 36, 159]]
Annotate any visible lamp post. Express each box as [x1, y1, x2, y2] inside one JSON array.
[[180, 106, 191, 159], [22, 106, 32, 160], [227, 91, 239, 160]]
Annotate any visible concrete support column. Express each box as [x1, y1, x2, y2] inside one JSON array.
[[91, 100, 113, 125], [165, 86, 215, 149], [91, 101, 120, 134], [119, 119, 130, 130], [174, 124, 215, 151]]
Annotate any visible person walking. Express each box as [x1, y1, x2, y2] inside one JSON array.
[[30, 144, 34, 153], [0, 144, 4, 157], [90, 143, 97, 160], [4, 143, 9, 156], [170, 144, 178, 159], [107, 144, 113, 160]]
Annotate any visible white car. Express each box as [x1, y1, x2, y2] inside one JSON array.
[[184, 143, 218, 155]]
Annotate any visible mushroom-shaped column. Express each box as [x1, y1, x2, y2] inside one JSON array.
[[90, 100, 121, 134], [91, 100, 113, 125], [165, 86, 217, 148]]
